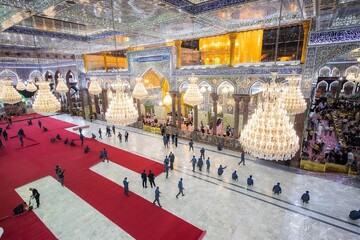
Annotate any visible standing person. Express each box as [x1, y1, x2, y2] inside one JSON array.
[[206, 157, 211, 172], [80, 133, 84, 146], [141, 170, 147, 188], [174, 134, 178, 147], [247, 175, 254, 186], [169, 152, 175, 170], [78, 127, 82, 135], [238, 152, 245, 165], [190, 156, 197, 172], [123, 177, 129, 196], [171, 134, 175, 144], [58, 168, 65, 186], [217, 165, 227, 176], [84, 145, 90, 153], [125, 131, 129, 142], [29, 188, 40, 208], [272, 183, 282, 195], [38, 120, 42, 129], [189, 139, 194, 152], [200, 147, 205, 159], [118, 132, 122, 142], [55, 166, 60, 182], [19, 134, 24, 147], [163, 135, 168, 148], [164, 160, 169, 179], [103, 148, 109, 163], [153, 187, 162, 207], [112, 125, 116, 135], [3, 130, 8, 141], [176, 178, 185, 198], [98, 128, 102, 139], [197, 157, 203, 172], [232, 170, 238, 180], [148, 170, 156, 188], [301, 191, 310, 204]]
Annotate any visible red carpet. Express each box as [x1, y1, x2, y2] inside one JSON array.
[[0, 116, 205, 239], [0, 113, 44, 124]]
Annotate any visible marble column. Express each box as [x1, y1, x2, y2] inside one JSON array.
[[193, 105, 198, 131], [177, 93, 182, 129], [175, 40, 182, 69], [210, 93, 219, 135], [228, 32, 238, 67], [169, 91, 177, 126], [232, 94, 242, 139], [242, 96, 250, 129]]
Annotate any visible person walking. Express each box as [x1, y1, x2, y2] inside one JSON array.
[[123, 177, 129, 196], [148, 170, 156, 188], [301, 191, 310, 204], [200, 147, 205, 159], [232, 170, 238, 180], [174, 134, 178, 147], [238, 152, 245, 165], [80, 133, 84, 146], [0, 138, 4, 148], [118, 132, 122, 142], [141, 170, 147, 188], [3, 130, 8, 141], [189, 139, 194, 152], [58, 168, 65, 186], [169, 152, 175, 170], [153, 187, 162, 207], [19, 134, 24, 147], [164, 161, 169, 179], [176, 178, 185, 198], [38, 120, 42, 129], [103, 148, 109, 163], [79, 127, 82, 135], [98, 128, 102, 139], [197, 157, 203, 172], [247, 175, 254, 186], [125, 131, 129, 142], [55, 165, 61, 182], [206, 157, 210, 173], [29, 188, 40, 208], [217, 165, 227, 176], [112, 125, 116, 135], [190, 156, 197, 172], [273, 183, 282, 195]]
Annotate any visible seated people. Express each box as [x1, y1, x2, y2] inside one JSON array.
[[91, 133, 96, 139], [217, 142, 223, 151], [56, 134, 61, 140], [43, 126, 48, 132], [27, 119, 33, 125], [64, 138, 69, 144], [273, 183, 282, 195], [301, 191, 310, 204], [70, 140, 75, 146], [231, 170, 238, 180], [13, 202, 29, 215], [50, 138, 56, 143], [247, 175, 254, 186], [349, 210, 360, 220], [84, 145, 89, 153]]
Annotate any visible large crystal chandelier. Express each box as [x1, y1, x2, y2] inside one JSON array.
[[132, 77, 148, 99], [283, 74, 307, 115], [163, 92, 172, 106], [105, 77, 138, 126], [33, 80, 61, 113], [26, 80, 38, 92], [239, 79, 299, 161], [183, 74, 203, 106], [16, 79, 26, 91], [88, 78, 102, 95], [56, 77, 69, 94], [1, 77, 23, 104]]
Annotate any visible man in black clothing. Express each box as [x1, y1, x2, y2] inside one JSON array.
[[0, 138, 4, 148], [301, 191, 310, 204], [84, 145, 90, 153], [28, 119, 33, 125], [29, 188, 40, 208], [125, 131, 129, 142], [80, 134, 84, 146], [70, 139, 75, 146], [141, 170, 147, 188], [64, 138, 69, 144], [38, 120, 42, 128], [56, 134, 61, 140], [112, 125, 116, 135], [273, 183, 282, 195], [3, 130, 8, 140], [13, 202, 29, 215], [148, 170, 156, 188]]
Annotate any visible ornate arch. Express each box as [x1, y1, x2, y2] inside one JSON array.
[[216, 80, 235, 95], [0, 70, 19, 85], [249, 80, 264, 95], [178, 80, 189, 93], [29, 70, 43, 81], [332, 67, 340, 77], [316, 80, 329, 91], [318, 66, 331, 77], [345, 65, 358, 76]]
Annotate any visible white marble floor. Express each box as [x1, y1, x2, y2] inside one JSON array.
[[23, 114, 360, 240]]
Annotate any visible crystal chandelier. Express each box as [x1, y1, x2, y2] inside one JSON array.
[[283, 74, 307, 115], [163, 92, 172, 106], [26, 81, 38, 92], [183, 74, 203, 106], [239, 80, 300, 161], [88, 78, 102, 95], [105, 77, 138, 126], [132, 77, 148, 99], [33, 81, 61, 113], [346, 58, 360, 83], [56, 77, 69, 94], [16, 79, 26, 91], [1, 77, 23, 104]]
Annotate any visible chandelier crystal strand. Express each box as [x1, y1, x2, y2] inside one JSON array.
[[56, 77, 69, 93], [132, 77, 148, 99], [239, 81, 300, 161], [16, 79, 26, 91], [1, 78, 23, 104], [105, 78, 138, 126], [88, 78, 102, 95], [183, 74, 203, 106], [26, 81, 38, 92], [163, 92, 172, 106], [283, 74, 307, 115], [33, 81, 61, 113]]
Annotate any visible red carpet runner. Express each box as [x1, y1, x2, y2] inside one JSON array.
[[0, 116, 205, 239]]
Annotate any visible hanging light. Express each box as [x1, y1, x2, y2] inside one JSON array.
[[132, 77, 148, 99], [183, 74, 203, 106], [1, 77, 23, 104], [56, 77, 69, 94], [239, 79, 300, 161], [107, 89, 113, 99], [105, 76, 138, 126], [163, 92, 172, 106], [88, 78, 102, 95], [16, 79, 26, 91], [26, 81, 38, 92], [32, 80, 61, 113], [283, 73, 307, 115], [200, 86, 207, 93]]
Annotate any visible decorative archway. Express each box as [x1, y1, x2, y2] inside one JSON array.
[[0, 70, 19, 85], [332, 67, 340, 77], [318, 66, 331, 77], [29, 70, 43, 82], [44, 70, 55, 82]]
